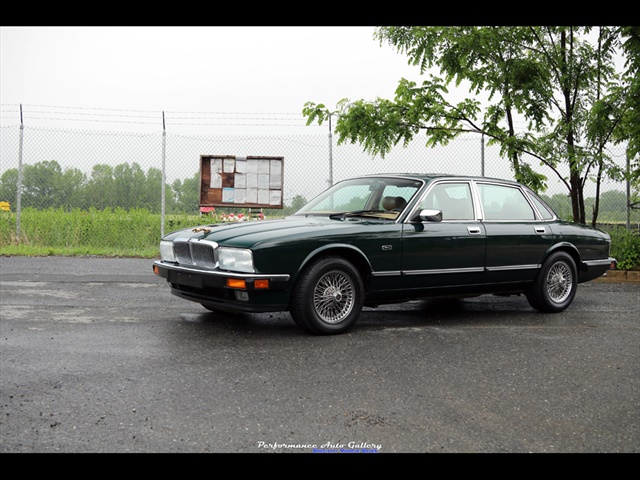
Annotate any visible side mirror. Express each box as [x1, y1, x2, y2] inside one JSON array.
[[412, 209, 442, 222]]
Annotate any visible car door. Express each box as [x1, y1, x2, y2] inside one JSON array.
[[476, 182, 553, 284], [401, 181, 486, 291]]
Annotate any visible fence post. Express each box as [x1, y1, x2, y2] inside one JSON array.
[[16, 104, 24, 240], [481, 133, 485, 177], [328, 114, 333, 188], [161, 111, 166, 238], [626, 151, 631, 231]]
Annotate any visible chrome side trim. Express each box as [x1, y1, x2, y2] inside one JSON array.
[[371, 271, 402, 277], [404, 267, 484, 275], [485, 264, 540, 272], [375, 264, 545, 276]]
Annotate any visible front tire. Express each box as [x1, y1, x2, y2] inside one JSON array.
[[526, 251, 577, 313], [290, 256, 364, 335]]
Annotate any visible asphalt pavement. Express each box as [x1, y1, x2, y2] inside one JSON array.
[[0, 256, 638, 453]]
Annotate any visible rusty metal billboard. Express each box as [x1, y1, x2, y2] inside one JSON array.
[[199, 155, 283, 209]]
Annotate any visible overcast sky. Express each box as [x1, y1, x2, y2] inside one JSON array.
[[1, 26, 424, 129]]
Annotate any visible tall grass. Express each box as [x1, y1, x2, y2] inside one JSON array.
[[1, 208, 638, 269], [608, 226, 640, 271], [0, 208, 202, 258]]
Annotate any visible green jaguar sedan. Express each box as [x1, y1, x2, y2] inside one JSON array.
[[153, 174, 616, 335]]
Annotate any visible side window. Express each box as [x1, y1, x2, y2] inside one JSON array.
[[478, 184, 535, 220], [528, 193, 556, 220], [420, 183, 474, 220]]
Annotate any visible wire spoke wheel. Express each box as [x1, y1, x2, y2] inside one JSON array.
[[313, 270, 355, 324], [526, 251, 577, 313], [546, 261, 573, 304], [290, 256, 364, 335]]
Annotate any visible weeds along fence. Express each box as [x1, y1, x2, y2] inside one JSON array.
[[0, 106, 638, 243]]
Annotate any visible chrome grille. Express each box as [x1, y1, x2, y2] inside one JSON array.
[[173, 238, 218, 269], [191, 242, 217, 267], [174, 240, 192, 265]]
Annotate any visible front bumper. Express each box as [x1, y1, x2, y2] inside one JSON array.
[[153, 261, 291, 313]]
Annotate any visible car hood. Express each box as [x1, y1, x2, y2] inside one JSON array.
[[163, 215, 389, 249]]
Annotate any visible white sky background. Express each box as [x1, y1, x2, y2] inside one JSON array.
[[0, 26, 630, 199], [0, 26, 424, 131]]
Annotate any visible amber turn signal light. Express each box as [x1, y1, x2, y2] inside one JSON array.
[[226, 278, 247, 289]]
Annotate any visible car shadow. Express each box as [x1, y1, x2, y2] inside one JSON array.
[[179, 308, 304, 338], [357, 295, 550, 329], [169, 293, 552, 340]]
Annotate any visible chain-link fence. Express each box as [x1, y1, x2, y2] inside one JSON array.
[[1, 116, 638, 239]]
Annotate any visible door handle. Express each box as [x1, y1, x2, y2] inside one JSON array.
[[535, 227, 546, 234], [467, 227, 481, 234]]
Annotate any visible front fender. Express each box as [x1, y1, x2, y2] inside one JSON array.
[[296, 243, 373, 281]]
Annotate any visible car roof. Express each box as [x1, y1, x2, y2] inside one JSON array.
[[358, 173, 523, 186]]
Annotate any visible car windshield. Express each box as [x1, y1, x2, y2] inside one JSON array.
[[293, 177, 423, 220]]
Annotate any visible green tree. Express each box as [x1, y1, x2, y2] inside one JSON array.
[[303, 26, 636, 225], [85, 164, 115, 210], [590, 27, 640, 220], [0, 169, 18, 206], [59, 167, 87, 210], [142, 166, 171, 213], [290, 194, 307, 212], [18, 160, 86, 210], [171, 170, 200, 214], [610, 27, 640, 164], [113, 162, 146, 210]]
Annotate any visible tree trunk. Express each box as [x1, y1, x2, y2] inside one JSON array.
[[570, 172, 581, 222]]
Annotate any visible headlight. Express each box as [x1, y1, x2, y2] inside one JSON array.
[[218, 247, 254, 273], [159, 240, 176, 262]]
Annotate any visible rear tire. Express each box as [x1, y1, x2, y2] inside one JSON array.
[[526, 251, 577, 313], [290, 256, 364, 335]]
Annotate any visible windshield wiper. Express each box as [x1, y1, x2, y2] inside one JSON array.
[[329, 210, 383, 220]]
